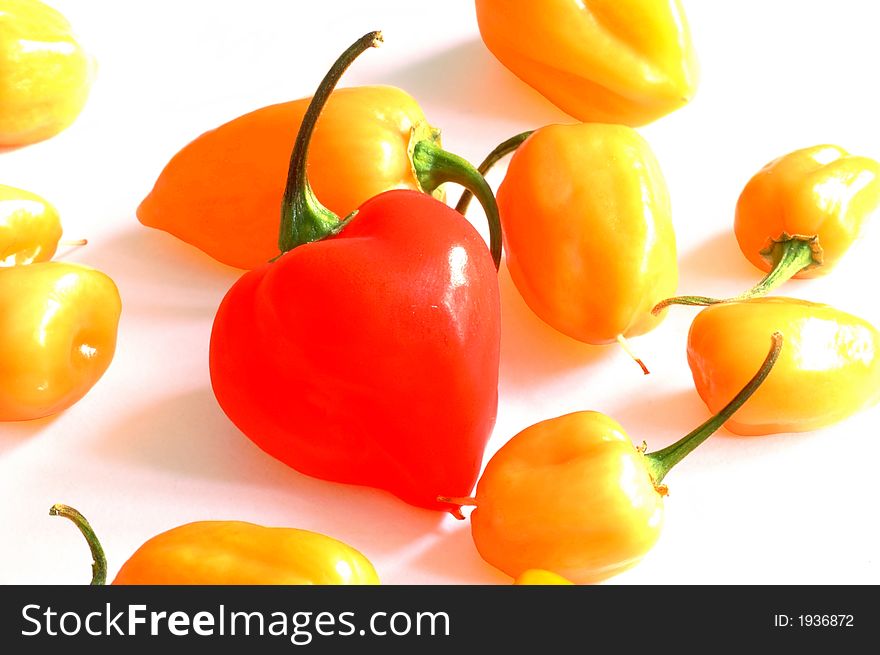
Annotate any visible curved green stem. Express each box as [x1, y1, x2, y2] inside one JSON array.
[[652, 239, 817, 315], [278, 31, 382, 254], [50, 504, 107, 585], [643, 332, 783, 485], [455, 130, 533, 215], [412, 140, 502, 269]]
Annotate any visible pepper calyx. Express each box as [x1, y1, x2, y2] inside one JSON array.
[[759, 232, 823, 271], [407, 121, 445, 202]]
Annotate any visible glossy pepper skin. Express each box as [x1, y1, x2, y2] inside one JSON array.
[[138, 87, 444, 270], [0, 0, 95, 146], [114, 521, 379, 585], [211, 190, 500, 510], [447, 336, 782, 583], [688, 298, 880, 436], [209, 34, 501, 511], [496, 124, 677, 344], [474, 0, 699, 126], [49, 505, 379, 585], [735, 145, 880, 279], [0, 262, 121, 421], [0, 184, 62, 266], [471, 412, 665, 583]]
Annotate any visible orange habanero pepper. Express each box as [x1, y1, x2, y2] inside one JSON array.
[[687, 298, 880, 436], [0, 0, 95, 146], [474, 0, 699, 126], [655, 145, 880, 312], [50, 504, 379, 585], [441, 335, 782, 583], [138, 82, 499, 270], [1, 184, 62, 266], [458, 125, 677, 370], [0, 262, 120, 421]]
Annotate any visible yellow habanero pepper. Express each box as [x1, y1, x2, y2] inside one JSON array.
[[441, 336, 782, 583], [0, 262, 121, 421], [0, 0, 95, 146], [1, 184, 62, 266], [474, 0, 699, 126], [655, 145, 880, 312], [458, 124, 677, 370], [687, 298, 880, 436], [50, 504, 380, 585]]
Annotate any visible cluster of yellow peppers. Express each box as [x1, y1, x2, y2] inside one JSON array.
[[1, 1, 119, 422], [5, 0, 880, 585]]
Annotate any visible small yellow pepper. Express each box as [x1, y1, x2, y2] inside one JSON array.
[[688, 298, 880, 435], [0, 262, 121, 421], [50, 504, 380, 585], [474, 0, 699, 126], [655, 145, 880, 311], [459, 124, 677, 362], [0, 184, 62, 266], [734, 145, 880, 280], [0, 0, 95, 146], [441, 336, 782, 583]]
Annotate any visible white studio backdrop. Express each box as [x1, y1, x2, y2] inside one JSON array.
[[1, 0, 879, 584]]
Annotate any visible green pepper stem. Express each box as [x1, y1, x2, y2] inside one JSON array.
[[412, 140, 502, 269], [49, 504, 107, 585], [455, 130, 533, 215], [652, 239, 817, 314], [643, 332, 783, 485], [278, 31, 382, 254]]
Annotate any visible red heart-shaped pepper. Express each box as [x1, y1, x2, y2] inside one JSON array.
[[208, 33, 502, 510]]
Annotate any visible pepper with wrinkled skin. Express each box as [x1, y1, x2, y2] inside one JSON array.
[[460, 124, 677, 353], [50, 504, 380, 585], [0, 262, 121, 421], [474, 0, 699, 126], [0, 0, 95, 146], [736, 145, 880, 279], [655, 145, 880, 312], [138, 86, 499, 270], [442, 335, 782, 583], [0, 184, 62, 266], [688, 298, 880, 436]]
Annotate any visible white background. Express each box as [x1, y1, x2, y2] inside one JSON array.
[[2, 0, 879, 585]]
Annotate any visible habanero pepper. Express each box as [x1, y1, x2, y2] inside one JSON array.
[[654, 145, 880, 312], [0, 0, 95, 147], [474, 0, 699, 126], [50, 504, 379, 585], [1, 184, 62, 266], [137, 71, 498, 271], [440, 335, 782, 583], [687, 298, 880, 435], [458, 124, 677, 372], [208, 33, 502, 511], [0, 261, 121, 421]]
